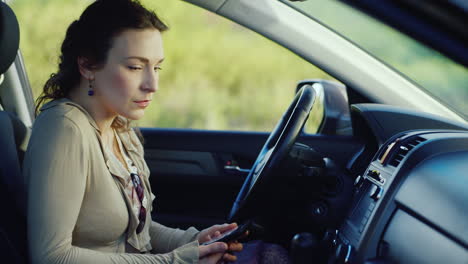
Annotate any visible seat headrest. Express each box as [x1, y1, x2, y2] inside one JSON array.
[[0, 2, 20, 74]]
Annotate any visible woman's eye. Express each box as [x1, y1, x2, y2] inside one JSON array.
[[154, 66, 162, 72], [128, 66, 142, 71]]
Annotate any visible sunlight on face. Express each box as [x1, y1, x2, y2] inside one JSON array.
[[93, 28, 164, 120]]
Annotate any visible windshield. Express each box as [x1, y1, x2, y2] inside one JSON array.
[[285, 0, 468, 120]]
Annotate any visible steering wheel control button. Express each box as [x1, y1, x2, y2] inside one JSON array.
[[370, 185, 383, 201]]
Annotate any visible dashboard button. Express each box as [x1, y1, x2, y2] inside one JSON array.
[[370, 185, 383, 200], [361, 217, 368, 226], [359, 223, 365, 233], [354, 175, 363, 186], [367, 170, 384, 183], [365, 209, 372, 218], [333, 243, 355, 264]]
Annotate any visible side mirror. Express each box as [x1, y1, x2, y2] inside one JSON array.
[[296, 79, 352, 136]]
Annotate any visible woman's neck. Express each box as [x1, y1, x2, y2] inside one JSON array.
[[68, 84, 116, 137]]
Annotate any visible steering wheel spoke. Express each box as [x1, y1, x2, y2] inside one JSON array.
[[228, 85, 316, 222]]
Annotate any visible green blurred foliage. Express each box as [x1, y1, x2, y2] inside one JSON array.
[[10, 0, 333, 131], [12, 0, 466, 131]]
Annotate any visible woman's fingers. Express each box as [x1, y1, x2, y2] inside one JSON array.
[[199, 242, 228, 258], [198, 223, 239, 243], [199, 240, 243, 263], [212, 223, 238, 233], [223, 252, 237, 262], [228, 241, 243, 252], [219, 223, 238, 233]]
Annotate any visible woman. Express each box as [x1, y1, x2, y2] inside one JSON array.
[[23, 0, 243, 263]]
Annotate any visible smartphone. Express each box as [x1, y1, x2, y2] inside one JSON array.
[[201, 221, 250, 245]]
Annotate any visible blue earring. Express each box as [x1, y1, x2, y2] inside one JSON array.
[[88, 78, 94, 96]]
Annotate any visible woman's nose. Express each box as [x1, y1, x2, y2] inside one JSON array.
[[142, 70, 158, 92]]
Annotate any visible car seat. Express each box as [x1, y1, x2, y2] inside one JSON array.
[[0, 2, 29, 263]]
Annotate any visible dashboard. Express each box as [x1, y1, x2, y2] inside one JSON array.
[[330, 104, 468, 263]]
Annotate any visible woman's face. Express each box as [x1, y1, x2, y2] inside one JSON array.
[[92, 28, 164, 120]]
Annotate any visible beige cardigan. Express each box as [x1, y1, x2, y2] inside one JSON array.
[[24, 99, 199, 264]]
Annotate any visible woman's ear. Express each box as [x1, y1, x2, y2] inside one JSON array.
[[77, 56, 95, 80]]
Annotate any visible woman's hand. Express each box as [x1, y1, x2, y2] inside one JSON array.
[[198, 241, 244, 264], [198, 223, 246, 263], [197, 223, 238, 244], [222, 240, 243, 262], [199, 242, 228, 264]]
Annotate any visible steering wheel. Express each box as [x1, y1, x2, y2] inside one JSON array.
[[228, 85, 316, 222]]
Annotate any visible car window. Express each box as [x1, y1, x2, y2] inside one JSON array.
[[286, 0, 468, 120], [11, 0, 335, 132]]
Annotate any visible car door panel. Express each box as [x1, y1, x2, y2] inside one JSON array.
[[141, 128, 363, 229], [142, 128, 267, 228]]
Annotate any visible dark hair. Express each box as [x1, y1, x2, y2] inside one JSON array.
[[36, 0, 168, 127]]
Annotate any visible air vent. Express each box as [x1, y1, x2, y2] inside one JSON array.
[[389, 136, 426, 167]]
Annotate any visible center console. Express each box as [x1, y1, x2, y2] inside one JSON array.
[[330, 130, 468, 263]]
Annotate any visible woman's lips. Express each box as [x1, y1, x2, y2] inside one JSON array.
[[134, 100, 151, 108]]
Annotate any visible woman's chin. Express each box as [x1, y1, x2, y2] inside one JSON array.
[[123, 109, 145, 121]]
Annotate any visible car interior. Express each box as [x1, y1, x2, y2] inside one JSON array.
[[1, 0, 468, 263], [0, 2, 29, 263]]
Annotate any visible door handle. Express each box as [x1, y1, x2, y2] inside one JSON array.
[[224, 165, 250, 176]]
